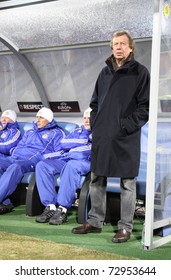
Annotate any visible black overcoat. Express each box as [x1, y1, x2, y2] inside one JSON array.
[[90, 55, 150, 177]]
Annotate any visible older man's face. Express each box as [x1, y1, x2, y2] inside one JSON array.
[[112, 34, 132, 63]]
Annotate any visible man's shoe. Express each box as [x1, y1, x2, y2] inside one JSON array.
[[49, 207, 67, 225], [72, 198, 79, 208], [36, 206, 55, 223], [72, 222, 102, 234], [112, 229, 131, 243], [0, 203, 14, 215]]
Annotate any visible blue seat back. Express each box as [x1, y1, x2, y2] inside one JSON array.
[[57, 121, 79, 135], [18, 122, 33, 137], [18, 121, 79, 137]]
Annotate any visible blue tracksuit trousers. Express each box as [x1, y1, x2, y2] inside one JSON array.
[[35, 158, 90, 209], [0, 157, 35, 204]]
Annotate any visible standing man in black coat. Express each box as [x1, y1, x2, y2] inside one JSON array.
[[72, 30, 150, 243]]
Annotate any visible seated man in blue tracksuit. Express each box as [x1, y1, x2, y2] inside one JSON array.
[[35, 107, 92, 225], [0, 107, 65, 214], [0, 109, 21, 156]]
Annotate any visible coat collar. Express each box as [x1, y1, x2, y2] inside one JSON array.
[[106, 53, 134, 72]]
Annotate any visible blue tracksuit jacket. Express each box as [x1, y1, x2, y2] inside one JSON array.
[[11, 120, 65, 164], [0, 119, 65, 205], [36, 125, 92, 208], [0, 122, 21, 155]]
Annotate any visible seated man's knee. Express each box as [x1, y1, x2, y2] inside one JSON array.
[[65, 160, 77, 171], [36, 161, 44, 171], [36, 160, 55, 175], [8, 162, 20, 170], [7, 163, 23, 176]]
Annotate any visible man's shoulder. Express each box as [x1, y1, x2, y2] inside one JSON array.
[[100, 65, 112, 76], [133, 59, 149, 71], [130, 59, 150, 77]]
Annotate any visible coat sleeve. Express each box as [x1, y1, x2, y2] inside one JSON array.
[[10, 129, 33, 156], [120, 67, 150, 134], [89, 73, 102, 129], [0, 128, 21, 155], [67, 143, 92, 160], [60, 128, 89, 150]]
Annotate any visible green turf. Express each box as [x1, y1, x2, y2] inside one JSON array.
[[0, 205, 171, 260]]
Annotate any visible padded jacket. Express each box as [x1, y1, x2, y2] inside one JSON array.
[[44, 125, 92, 161], [0, 122, 21, 155], [11, 120, 65, 165]]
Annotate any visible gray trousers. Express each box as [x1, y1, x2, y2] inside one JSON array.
[[87, 172, 136, 232]]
